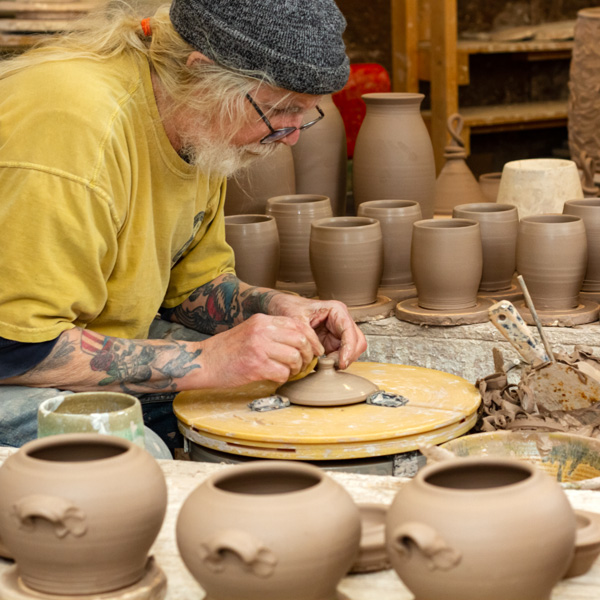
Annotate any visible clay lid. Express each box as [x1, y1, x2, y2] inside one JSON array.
[[277, 357, 378, 407]]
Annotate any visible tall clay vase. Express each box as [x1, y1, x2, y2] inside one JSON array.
[[225, 215, 280, 288], [478, 172, 502, 202], [353, 93, 436, 219], [411, 219, 483, 310], [563, 199, 600, 292], [497, 159, 583, 218], [516, 214, 587, 310], [225, 144, 295, 215], [568, 8, 600, 174], [309, 216, 383, 306], [291, 94, 347, 216], [176, 460, 361, 600], [452, 203, 518, 292], [386, 457, 576, 600], [266, 194, 332, 287], [0, 434, 167, 595], [357, 199, 422, 290]]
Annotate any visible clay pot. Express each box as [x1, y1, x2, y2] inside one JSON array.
[[353, 93, 436, 219], [176, 460, 361, 600], [386, 457, 576, 600], [37, 391, 146, 449], [497, 158, 583, 218], [225, 214, 280, 288], [452, 203, 518, 292], [357, 199, 422, 289], [291, 94, 347, 216], [225, 144, 295, 215], [568, 8, 600, 175], [310, 216, 383, 306], [266, 194, 332, 285], [516, 214, 587, 310], [478, 172, 502, 202], [563, 199, 600, 292], [0, 434, 167, 595], [411, 219, 483, 310]]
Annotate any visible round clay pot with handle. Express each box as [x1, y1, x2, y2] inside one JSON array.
[[176, 460, 361, 600], [386, 457, 576, 600], [0, 434, 167, 595]]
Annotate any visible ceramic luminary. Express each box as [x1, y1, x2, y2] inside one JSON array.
[[353, 93, 436, 219], [176, 460, 361, 600], [497, 158, 584, 218], [357, 199, 422, 290], [568, 8, 600, 174], [225, 214, 280, 288], [309, 216, 383, 306], [0, 434, 167, 595], [265, 194, 332, 287], [386, 457, 576, 600], [411, 218, 483, 310], [478, 172, 502, 202], [225, 144, 295, 215], [452, 203, 518, 292], [516, 214, 587, 310], [291, 94, 347, 216]]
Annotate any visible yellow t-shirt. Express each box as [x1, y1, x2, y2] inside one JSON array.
[[0, 51, 235, 342]]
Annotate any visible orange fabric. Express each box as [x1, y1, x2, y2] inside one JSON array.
[[141, 18, 152, 37]]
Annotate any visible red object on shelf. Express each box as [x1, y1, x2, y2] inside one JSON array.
[[332, 63, 391, 159]]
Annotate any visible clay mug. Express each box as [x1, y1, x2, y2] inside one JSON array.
[[357, 199, 422, 290], [497, 158, 583, 218], [516, 214, 587, 310], [386, 457, 576, 600], [176, 460, 361, 600], [310, 216, 383, 306], [478, 171, 502, 202], [411, 218, 483, 310], [452, 203, 518, 292], [563, 198, 600, 292], [0, 434, 167, 595], [37, 391, 146, 449], [266, 194, 332, 286], [225, 214, 280, 288]]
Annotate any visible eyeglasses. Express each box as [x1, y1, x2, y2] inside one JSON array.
[[245, 93, 325, 144]]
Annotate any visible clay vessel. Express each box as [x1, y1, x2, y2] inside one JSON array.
[[291, 94, 347, 216], [411, 218, 482, 310], [563, 198, 600, 292], [266, 194, 332, 286], [452, 203, 518, 292], [277, 356, 379, 407], [497, 158, 583, 218], [579, 151, 599, 197], [517, 214, 587, 310], [310, 216, 383, 306], [37, 391, 146, 449], [434, 114, 486, 216], [0, 434, 167, 595], [176, 460, 361, 600], [357, 199, 422, 289], [565, 510, 600, 578], [225, 144, 295, 215], [225, 214, 280, 288], [386, 457, 576, 600], [478, 172, 502, 202], [568, 8, 600, 176], [353, 93, 436, 218]]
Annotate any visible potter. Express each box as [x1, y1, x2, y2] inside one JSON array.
[[0, 0, 367, 454]]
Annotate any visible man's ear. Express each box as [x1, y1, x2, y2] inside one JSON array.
[[186, 51, 214, 67]]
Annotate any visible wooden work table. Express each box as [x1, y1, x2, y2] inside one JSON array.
[[1, 448, 600, 599]]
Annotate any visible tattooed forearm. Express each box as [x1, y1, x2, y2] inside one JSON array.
[[239, 287, 278, 318]]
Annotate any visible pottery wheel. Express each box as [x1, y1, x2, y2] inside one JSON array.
[[394, 297, 494, 326], [514, 299, 599, 327], [347, 295, 395, 323], [378, 285, 418, 303], [477, 281, 523, 302], [174, 362, 480, 460], [275, 280, 316, 298], [0, 558, 166, 600]]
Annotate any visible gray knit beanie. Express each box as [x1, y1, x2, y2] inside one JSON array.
[[169, 0, 350, 95]]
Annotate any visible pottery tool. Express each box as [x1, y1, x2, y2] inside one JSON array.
[[489, 299, 600, 411], [174, 362, 480, 461]]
